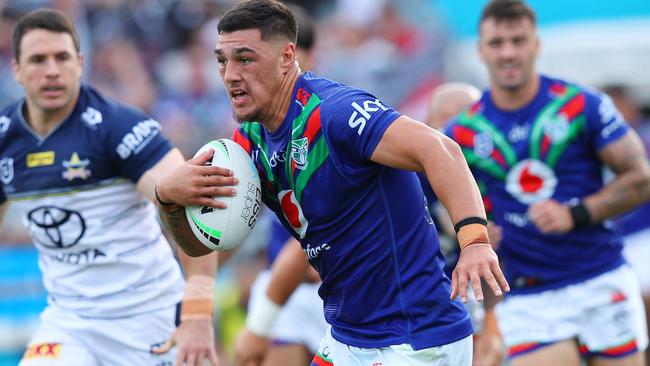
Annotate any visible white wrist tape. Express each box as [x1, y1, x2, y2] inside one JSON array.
[[245, 294, 281, 337]]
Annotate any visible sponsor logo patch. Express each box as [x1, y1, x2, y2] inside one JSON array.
[[22, 343, 61, 360], [27, 151, 55, 168]]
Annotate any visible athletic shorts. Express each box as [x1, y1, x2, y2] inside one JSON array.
[[311, 327, 472, 366], [622, 227, 650, 293], [249, 269, 328, 353], [496, 265, 648, 359], [19, 304, 178, 365]]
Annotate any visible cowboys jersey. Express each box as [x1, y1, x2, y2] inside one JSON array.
[[446, 75, 629, 294], [0, 85, 183, 317], [233, 72, 472, 350]]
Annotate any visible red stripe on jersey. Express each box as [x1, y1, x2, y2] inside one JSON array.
[[232, 129, 251, 155]]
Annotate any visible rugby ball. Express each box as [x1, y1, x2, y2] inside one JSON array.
[[185, 139, 261, 251]]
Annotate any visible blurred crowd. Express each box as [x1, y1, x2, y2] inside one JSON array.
[[1, 0, 649, 365]]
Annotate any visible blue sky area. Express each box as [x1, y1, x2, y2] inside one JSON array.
[[431, 0, 650, 38]]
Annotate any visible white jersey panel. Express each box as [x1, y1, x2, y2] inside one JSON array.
[[12, 179, 183, 318]]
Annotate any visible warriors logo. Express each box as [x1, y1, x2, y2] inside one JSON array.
[[506, 159, 557, 204], [290, 137, 309, 170]]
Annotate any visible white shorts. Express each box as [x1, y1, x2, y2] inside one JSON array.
[[496, 265, 648, 359], [311, 327, 472, 366], [249, 269, 328, 353], [622, 227, 650, 293], [19, 304, 178, 365]]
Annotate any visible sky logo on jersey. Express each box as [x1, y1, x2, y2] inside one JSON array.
[[506, 159, 557, 204], [62, 152, 91, 181], [348, 99, 388, 135], [0, 157, 13, 184], [22, 343, 61, 360], [279, 190, 308, 238], [27, 151, 55, 168], [290, 137, 309, 170]]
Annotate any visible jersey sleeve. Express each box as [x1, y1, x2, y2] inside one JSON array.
[[104, 108, 173, 183], [321, 90, 401, 180], [584, 91, 629, 150]]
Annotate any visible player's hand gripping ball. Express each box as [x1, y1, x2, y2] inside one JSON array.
[[185, 139, 261, 251]]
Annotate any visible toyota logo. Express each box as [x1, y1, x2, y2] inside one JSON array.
[[27, 206, 86, 249]]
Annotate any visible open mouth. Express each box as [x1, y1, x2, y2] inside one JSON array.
[[41, 85, 65, 96], [230, 89, 248, 104]]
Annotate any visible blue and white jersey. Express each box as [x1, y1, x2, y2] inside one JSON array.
[[446, 75, 628, 294], [0, 85, 183, 318], [233, 73, 471, 350]]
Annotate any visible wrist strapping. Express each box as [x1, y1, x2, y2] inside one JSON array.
[[569, 201, 591, 229], [457, 223, 490, 250], [155, 184, 183, 213], [245, 294, 281, 338], [181, 275, 214, 321]]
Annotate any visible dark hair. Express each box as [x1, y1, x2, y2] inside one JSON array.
[[480, 0, 536, 27], [288, 5, 315, 51], [12, 8, 80, 61], [218, 0, 297, 44]]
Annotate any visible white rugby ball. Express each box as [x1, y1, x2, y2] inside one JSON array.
[[185, 139, 262, 251]]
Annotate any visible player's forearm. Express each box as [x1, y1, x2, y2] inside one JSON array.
[[266, 239, 309, 305], [426, 136, 487, 224], [585, 167, 650, 223], [159, 208, 213, 257], [178, 249, 218, 278]]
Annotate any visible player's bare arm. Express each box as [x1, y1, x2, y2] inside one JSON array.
[[529, 130, 650, 234], [589, 130, 650, 221], [153, 149, 238, 257], [235, 239, 308, 366], [370, 116, 509, 302], [137, 148, 220, 366], [0, 201, 9, 229]]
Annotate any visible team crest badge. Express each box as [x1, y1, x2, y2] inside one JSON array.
[[290, 137, 309, 170], [278, 190, 308, 238], [473, 132, 494, 158], [543, 114, 569, 142], [0, 116, 10, 136], [62, 152, 91, 181], [0, 157, 14, 184], [506, 159, 557, 204]]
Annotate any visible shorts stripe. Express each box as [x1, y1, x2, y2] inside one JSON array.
[[311, 352, 333, 366], [590, 339, 638, 358], [508, 342, 554, 358]]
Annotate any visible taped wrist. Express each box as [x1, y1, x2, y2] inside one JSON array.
[[181, 275, 214, 321], [245, 294, 281, 338], [456, 222, 490, 250], [569, 201, 591, 229]]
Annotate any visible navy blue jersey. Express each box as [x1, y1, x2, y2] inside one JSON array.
[[233, 73, 471, 349], [446, 75, 628, 294], [0, 85, 183, 317]]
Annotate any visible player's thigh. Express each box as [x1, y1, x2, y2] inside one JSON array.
[[263, 344, 312, 366], [89, 305, 178, 365], [19, 332, 99, 366], [588, 352, 646, 366], [312, 328, 472, 366], [510, 339, 581, 366]]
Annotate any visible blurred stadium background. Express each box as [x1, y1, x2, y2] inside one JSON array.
[[1, 0, 649, 365]]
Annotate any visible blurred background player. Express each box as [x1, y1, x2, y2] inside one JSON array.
[[243, 6, 328, 366], [603, 84, 650, 365], [155, 1, 509, 365], [0, 9, 221, 366], [446, 1, 650, 366], [423, 82, 505, 366]]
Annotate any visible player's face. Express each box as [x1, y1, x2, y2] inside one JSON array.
[[12, 29, 83, 114], [478, 17, 539, 91], [215, 29, 292, 123]]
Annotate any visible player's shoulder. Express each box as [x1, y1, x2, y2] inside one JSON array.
[[0, 98, 22, 134], [300, 72, 376, 106], [542, 74, 604, 104], [78, 85, 153, 131]]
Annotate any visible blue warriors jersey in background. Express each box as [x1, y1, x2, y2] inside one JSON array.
[[233, 72, 471, 349], [265, 216, 292, 265], [0, 85, 183, 317], [446, 75, 628, 294]]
